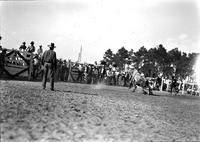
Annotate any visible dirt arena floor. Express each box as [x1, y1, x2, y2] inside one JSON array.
[[0, 80, 200, 142]]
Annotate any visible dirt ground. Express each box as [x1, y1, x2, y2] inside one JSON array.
[[0, 80, 200, 142]]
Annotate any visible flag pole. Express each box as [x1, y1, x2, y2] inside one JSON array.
[[78, 45, 82, 63]]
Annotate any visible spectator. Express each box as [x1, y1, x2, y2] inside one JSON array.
[[19, 42, 27, 51], [37, 45, 43, 59], [77, 64, 84, 83], [63, 60, 69, 82], [170, 76, 178, 93], [156, 76, 162, 90], [27, 41, 35, 53], [107, 68, 113, 85]]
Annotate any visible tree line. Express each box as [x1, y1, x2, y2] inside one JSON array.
[[102, 44, 199, 80]]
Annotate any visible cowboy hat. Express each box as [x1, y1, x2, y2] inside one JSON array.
[[48, 43, 56, 48]]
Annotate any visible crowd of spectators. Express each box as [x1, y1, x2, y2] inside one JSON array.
[[53, 60, 131, 86]]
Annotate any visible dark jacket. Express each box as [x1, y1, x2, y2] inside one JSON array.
[[42, 49, 57, 69]]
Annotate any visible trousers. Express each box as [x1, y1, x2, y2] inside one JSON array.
[[42, 62, 55, 90]]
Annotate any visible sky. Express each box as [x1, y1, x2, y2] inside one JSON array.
[[0, 0, 200, 63]]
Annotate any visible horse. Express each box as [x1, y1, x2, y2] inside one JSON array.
[[129, 69, 153, 95]]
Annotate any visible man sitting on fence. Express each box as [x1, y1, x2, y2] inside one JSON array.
[[19, 42, 27, 51], [41, 43, 57, 91], [27, 41, 35, 53]]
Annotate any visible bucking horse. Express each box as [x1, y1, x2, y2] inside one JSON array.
[[129, 69, 153, 95]]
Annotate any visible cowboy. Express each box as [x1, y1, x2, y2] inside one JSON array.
[[19, 42, 27, 51], [41, 43, 57, 91], [37, 45, 43, 59], [170, 76, 178, 94], [27, 41, 35, 53]]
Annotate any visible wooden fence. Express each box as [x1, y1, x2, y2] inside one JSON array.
[[0, 49, 80, 81], [0, 48, 33, 80]]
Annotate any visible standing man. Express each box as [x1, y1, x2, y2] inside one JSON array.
[[27, 41, 35, 80], [170, 76, 178, 93], [41, 43, 57, 91], [37, 45, 43, 59]]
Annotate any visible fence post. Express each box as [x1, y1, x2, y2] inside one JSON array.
[[160, 77, 164, 91], [182, 80, 185, 95]]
